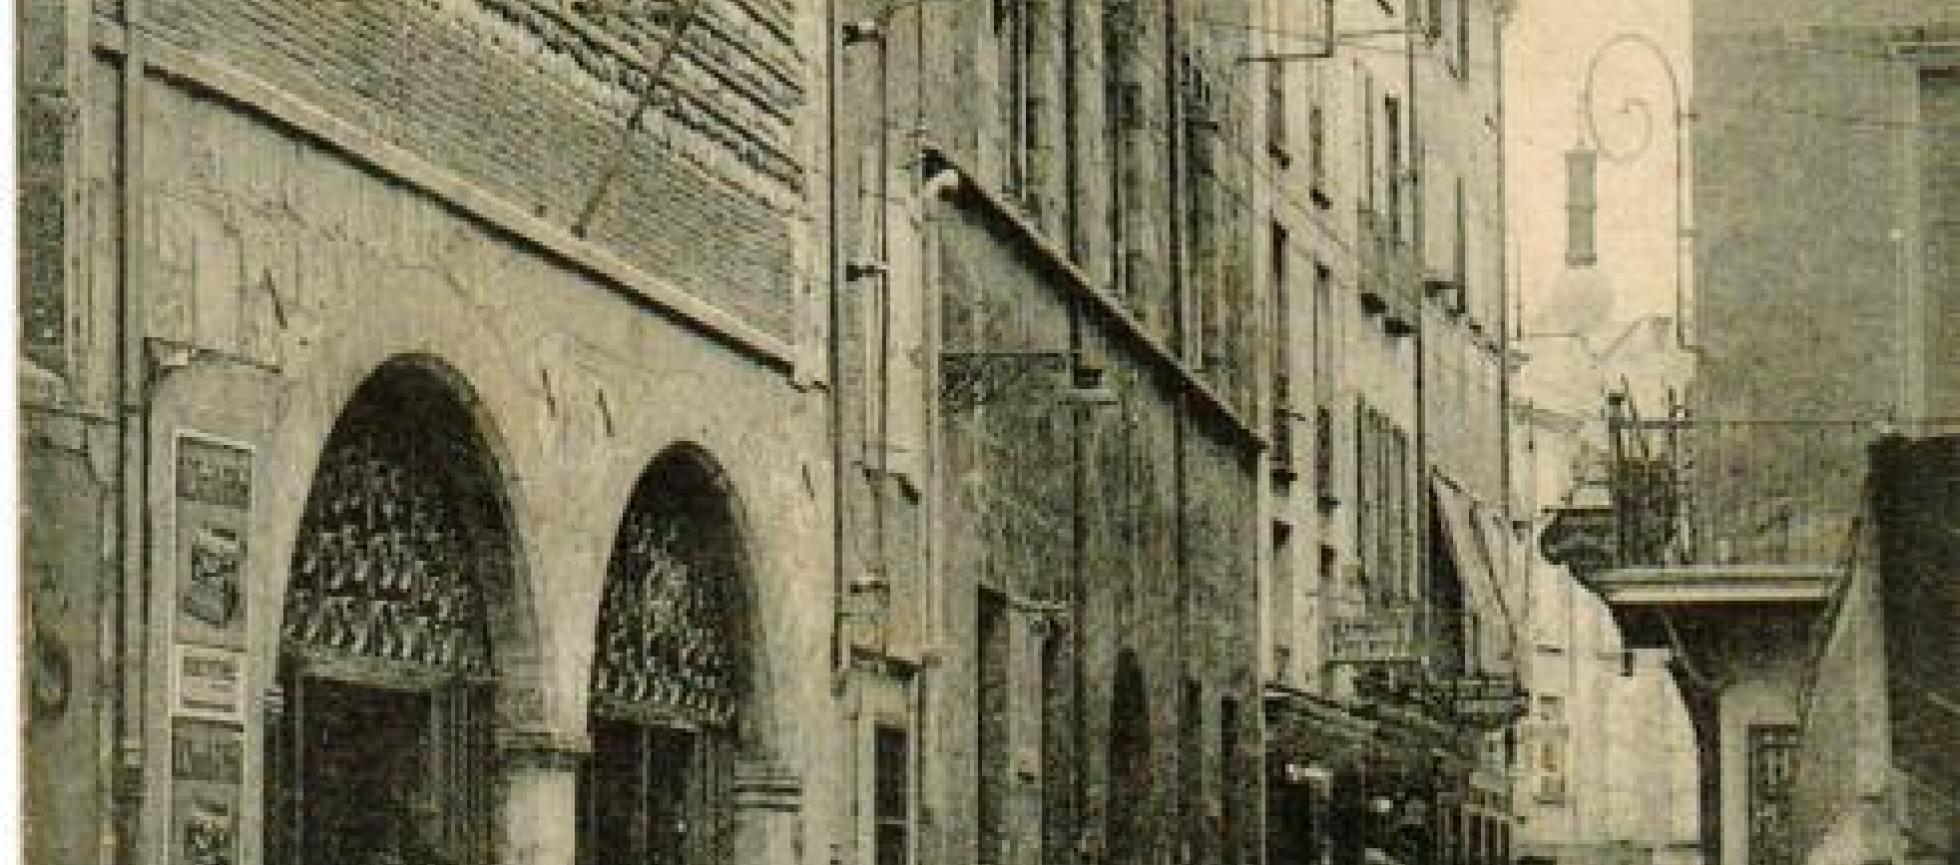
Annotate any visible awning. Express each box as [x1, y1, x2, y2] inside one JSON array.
[[1429, 476, 1504, 657], [1264, 683, 1379, 777], [1475, 507, 1523, 665]]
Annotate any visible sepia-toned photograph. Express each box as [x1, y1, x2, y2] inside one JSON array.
[[10, 1, 1955, 865]]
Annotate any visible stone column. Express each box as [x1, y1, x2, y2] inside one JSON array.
[[732, 757, 806, 865], [500, 731, 586, 865]]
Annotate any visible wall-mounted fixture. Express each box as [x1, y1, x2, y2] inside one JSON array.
[[940, 349, 1118, 413]]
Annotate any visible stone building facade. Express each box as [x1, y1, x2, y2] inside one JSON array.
[[19, 2, 1529, 865], [824, 5, 1266, 865], [1681, 6, 1956, 865], [21, 2, 838, 865], [1543, 5, 1959, 865], [1252, 2, 1527, 865]]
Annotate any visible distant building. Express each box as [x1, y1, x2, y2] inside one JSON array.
[[1513, 316, 1702, 865], [1258, 3, 1527, 865], [1544, 4, 1959, 865]]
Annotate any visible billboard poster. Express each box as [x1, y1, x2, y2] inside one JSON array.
[[171, 718, 243, 865], [172, 644, 246, 723], [173, 432, 253, 651]]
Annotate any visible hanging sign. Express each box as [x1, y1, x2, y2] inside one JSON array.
[[1327, 608, 1417, 665], [1449, 674, 1527, 727]]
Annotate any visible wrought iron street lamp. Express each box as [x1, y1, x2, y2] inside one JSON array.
[[1569, 32, 1694, 349]]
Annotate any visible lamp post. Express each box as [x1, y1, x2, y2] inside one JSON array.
[[1570, 32, 1693, 350]]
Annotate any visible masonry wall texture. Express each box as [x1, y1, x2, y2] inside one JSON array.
[[1688, 1, 1960, 563], [22, 2, 840, 865], [824, 5, 1267, 865], [132, 0, 810, 339]]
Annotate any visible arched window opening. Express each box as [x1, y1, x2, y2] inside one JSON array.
[[580, 450, 751, 865], [266, 364, 510, 865]]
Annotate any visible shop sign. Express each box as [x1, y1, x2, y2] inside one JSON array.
[[171, 718, 242, 865], [1328, 609, 1417, 665], [1449, 674, 1527, 727]]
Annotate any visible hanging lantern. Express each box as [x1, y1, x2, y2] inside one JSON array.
[[1565, 146, 1598, 267]]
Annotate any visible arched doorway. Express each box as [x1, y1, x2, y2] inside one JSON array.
[[266, 361, 517, 865], [580, 447, 753, 865], [1109, 650, 1151, 865]]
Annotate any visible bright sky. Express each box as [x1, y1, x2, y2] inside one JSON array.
[[1506, 0, 1692, 338]]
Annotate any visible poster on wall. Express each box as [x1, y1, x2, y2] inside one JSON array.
[[172, 644, 246, 724], [173, 432, 253, 651], [171, 718, 243, 865]]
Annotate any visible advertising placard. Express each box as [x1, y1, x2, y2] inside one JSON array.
[[171, 718, 243, 865], [173, 432, 253, 651]]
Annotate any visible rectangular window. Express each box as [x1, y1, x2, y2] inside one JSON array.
[[1267, 62, 1289, 161], [1453, 177, 1469, 313], [1456, 0, 1471, 78], [1104, 0, 1131, 297], [995, 0, 1032, 195], [1039, 636, 1065, 865], [1362, 75, 1377, 209], [1272, 221, 1293, 457], [1385, 96, 1403, 241], [1220, 698, 1243, 865], [1312, 262, 1335, 504], [874, 725, 911, 865], [1747, 725, 1799, 865], [1273, 522, 1296, 673], [1355, 401, 1374, 592], [1308, 103, 1328, 191], [978, 592, 1009, 865], [1182, 682, 1206, 865]]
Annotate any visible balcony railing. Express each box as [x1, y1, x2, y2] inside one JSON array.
[[1600, 393, 1951, 569]]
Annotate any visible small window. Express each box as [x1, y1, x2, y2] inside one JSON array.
[[874, 725, 911, 865], [1267, 63, 1290, 162], [1220, 698, 1244, 865], [1307, 104, 1328, 190]]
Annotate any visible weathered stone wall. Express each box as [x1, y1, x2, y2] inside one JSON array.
[[127, 0, 813, 338], [22, 3, 840, 862], [1688, 2, 1960, 554]]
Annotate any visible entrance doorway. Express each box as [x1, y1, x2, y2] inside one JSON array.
[[580, 448, 751, 865], [1109, 651, 1151, 865], [267, 362, 512, 865]]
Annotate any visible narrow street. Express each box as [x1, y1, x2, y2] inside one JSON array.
[[11, 2, 1955, 865]]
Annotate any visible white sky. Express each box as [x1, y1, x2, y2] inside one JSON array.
[[1506, 0, 1693, 338]]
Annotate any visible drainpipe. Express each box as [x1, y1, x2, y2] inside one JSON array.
[[114, 0, 154, 862], [1494, 0, 1517, 663], [1405, 0, 1431, 681], [826, 0, 848, 685]]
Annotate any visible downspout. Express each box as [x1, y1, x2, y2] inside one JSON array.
[[826, 0, 848, 684], [115, 1, 152, 862], [1493, 0, 1517, 666], [1405, 0, 1430, 672]]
